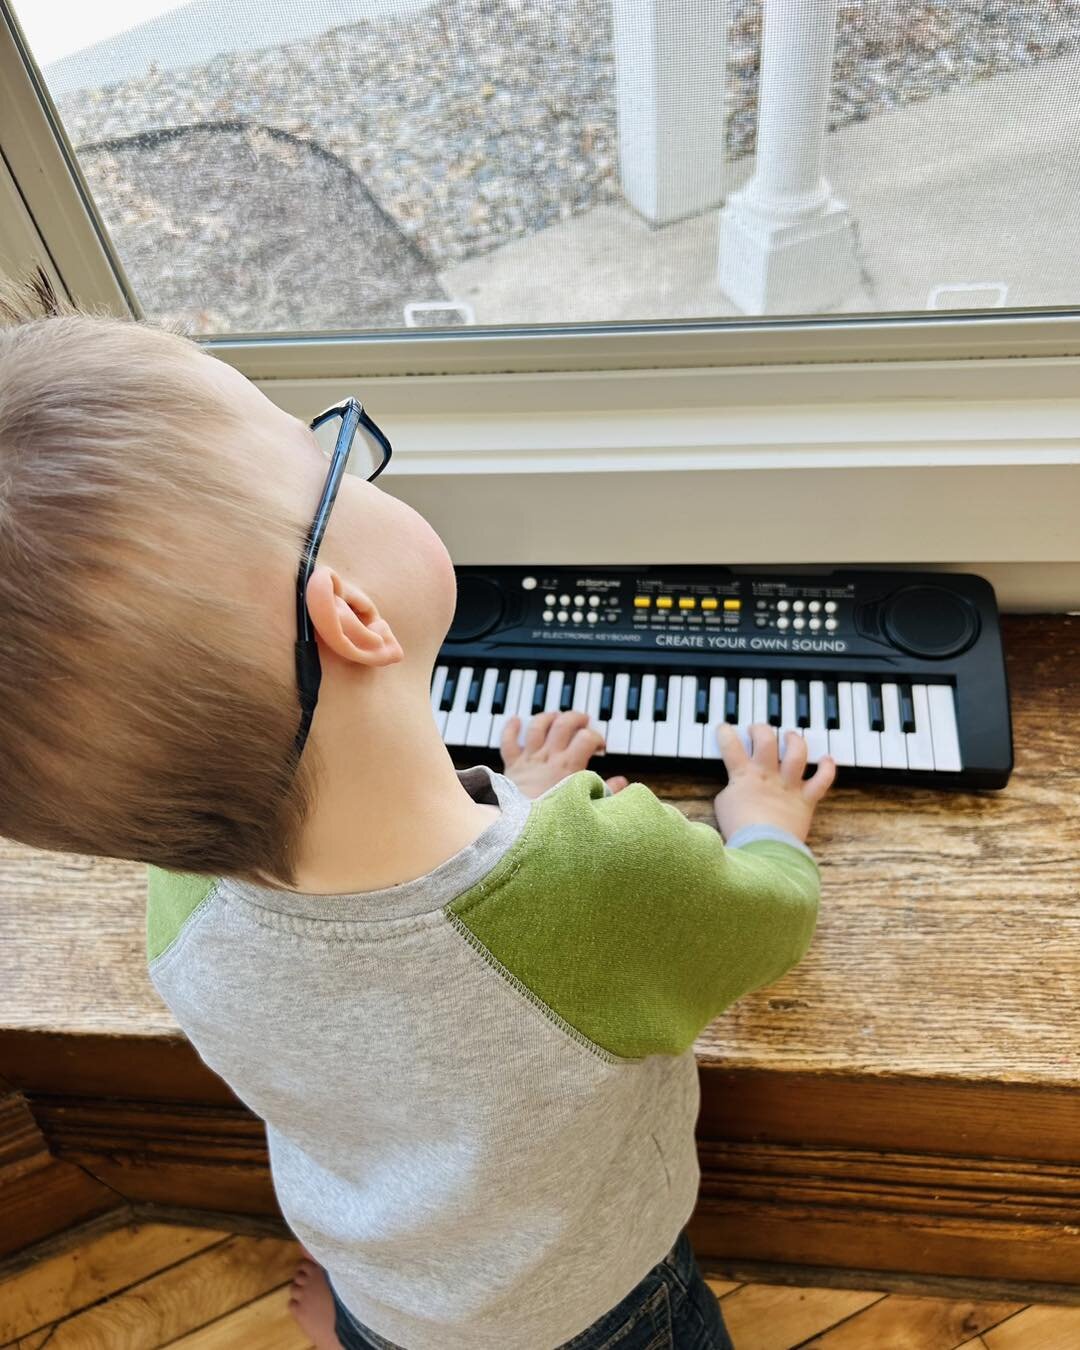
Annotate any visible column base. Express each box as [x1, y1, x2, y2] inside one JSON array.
[[717, 189, 867, 315]]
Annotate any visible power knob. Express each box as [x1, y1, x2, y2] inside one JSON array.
[[447, 574, 506, 642], [881, 585, 979, 659]]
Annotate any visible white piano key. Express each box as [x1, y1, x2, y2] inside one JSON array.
[[488, 668, 524, 749], [443, 664, 474, 745], [804, 680, 829, 764], [586, 671, 607, 742], [430, 665, 449, 735], [514, 669, 539, 745], [571, 670, 591, 714], [629, 673, 657, 756], [737, 677, 755, 755], [927, 683, 963, 772], [703, 676, 727, 760], [879, 682, 908, 769], [465, 666, 499, 747], [851, 682, 882, 769], [543, 670, 565, 714], [677, 674, 703, 758], [905, 684, 936, 771], [606, 672, 632, 753], [829, 681, 856, 766], [652, 675, 682, 757], [752, 677, 769, 726], [778, 679, 799, 760]]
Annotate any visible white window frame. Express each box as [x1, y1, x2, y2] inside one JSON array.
[[2, 4, 1079, 611]]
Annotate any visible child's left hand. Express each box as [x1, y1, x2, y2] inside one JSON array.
[[500, 710, 630, 800]]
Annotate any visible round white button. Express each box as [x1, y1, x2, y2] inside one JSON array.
[[809, 618, 821, 631], [777, 616, 790, 630], [572, 611, 584, 623], [559, 594, 571, 606], [586, 611, 599, 624], [522, 576, 537, 590], [573, 594, 585, 607], [825, 618, 838, 631], [588, 595, 601, 607], [825, 600, 838, 614], [542, 609, 554, 622], [793, 617, 806, 630], [792, 600, 806, 613], [808, 600, 821, 613], [777, 600, 790, 612], [557, 610, 569, 622], [545, 593, 557, 606]]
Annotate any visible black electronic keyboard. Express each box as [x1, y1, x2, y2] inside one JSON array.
[[431, 567, 1012, 790]]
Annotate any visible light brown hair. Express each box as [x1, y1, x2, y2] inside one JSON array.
[[0, 271, 316, 885]]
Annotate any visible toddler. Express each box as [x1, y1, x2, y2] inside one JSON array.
[[0, 279, 834, 1350]]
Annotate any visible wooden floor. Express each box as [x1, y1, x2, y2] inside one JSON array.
[[3, 1225, 1080, 1350]]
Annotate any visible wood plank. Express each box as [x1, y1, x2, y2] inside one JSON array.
[[704, 1279, 740, 1299], [717, 1284, 884, 1350], [167, 1285, 315, 1349], [957, 1339, 991, 1350], [983, 1305, 1080, 1350], [14, 1329, 55, 1349], [40, 1235, 301, 1349], [0, 1222, 226, 1342], [802, 1294, 1024, 1348]]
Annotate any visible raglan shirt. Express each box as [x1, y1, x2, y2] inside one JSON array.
[[147, 767, 820, 1350]]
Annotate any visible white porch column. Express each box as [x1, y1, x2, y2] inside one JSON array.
[[717, 0, 863, 313], [613, 0, 727, 225]]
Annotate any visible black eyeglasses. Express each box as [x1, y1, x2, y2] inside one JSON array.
[[294, 398, 392, 762]]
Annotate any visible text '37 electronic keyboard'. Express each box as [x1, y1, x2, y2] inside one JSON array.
[[431, 567, 1013, 790]]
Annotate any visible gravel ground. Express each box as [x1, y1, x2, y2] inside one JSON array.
[[55, 0, 1080, 331]]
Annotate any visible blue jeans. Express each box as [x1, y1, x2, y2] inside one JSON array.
[[331, 1229, 735, 1350]]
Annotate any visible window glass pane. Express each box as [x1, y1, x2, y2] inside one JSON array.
[[13, 0, 1080, 335]]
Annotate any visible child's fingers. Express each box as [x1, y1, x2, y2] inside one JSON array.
[[567, 726, 605, 764], [524, 711, 559, 752], [715, 722, 748, 769], [779, 730, 808, 785], [749, 723, 780, 767], [546, 710, 591, 753], [500, 716, 522, 766], [802, 755, 837, 804]]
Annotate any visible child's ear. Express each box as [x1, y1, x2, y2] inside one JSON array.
[[304, 566, 403, 668]]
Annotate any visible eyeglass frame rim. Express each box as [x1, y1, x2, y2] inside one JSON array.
[[293, 397, 392, 763]]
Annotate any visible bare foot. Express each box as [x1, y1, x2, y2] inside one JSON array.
[[289, 1256, 344, 1350]]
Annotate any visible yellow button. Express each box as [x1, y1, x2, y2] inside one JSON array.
[[723, 599, 741, 611], [656, 596, 674, 609], [678, 597, 696, 610], [633, 596, 651, 608], [701, 598, 719, 611]]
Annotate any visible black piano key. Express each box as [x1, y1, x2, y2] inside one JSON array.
[[724, 683, 739, 723], [439, 668, 459, 711], [531, 670, 548, 715], [465, 670, 483, 713], [599, 671, 616, 720], [899, 682, 917, 734], [824, 681, 840, 730], [795, 679, 811, 728], [559, 674, 575, 712], [490, 667, 508, 715], [626, 672, 642, 720], [695, 680, 709, 723], [868, 681, 885, 732], [766, 681, 782, 726], [654, 679, 668, 719]]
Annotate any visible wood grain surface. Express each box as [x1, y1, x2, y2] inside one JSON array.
[[0, 614, 1074, 1084]]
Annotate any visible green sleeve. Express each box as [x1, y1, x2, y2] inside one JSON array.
[[447, 770, 820, 1060], [147, 866, 217, 962]]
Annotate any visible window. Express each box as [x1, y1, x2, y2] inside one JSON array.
[[7, 0, 1080, 342]]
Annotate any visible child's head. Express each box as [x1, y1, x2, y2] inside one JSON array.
[[0, 276, 456, 886]]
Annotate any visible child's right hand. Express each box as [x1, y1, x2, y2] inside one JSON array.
[[714, 724, 836, 844]]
